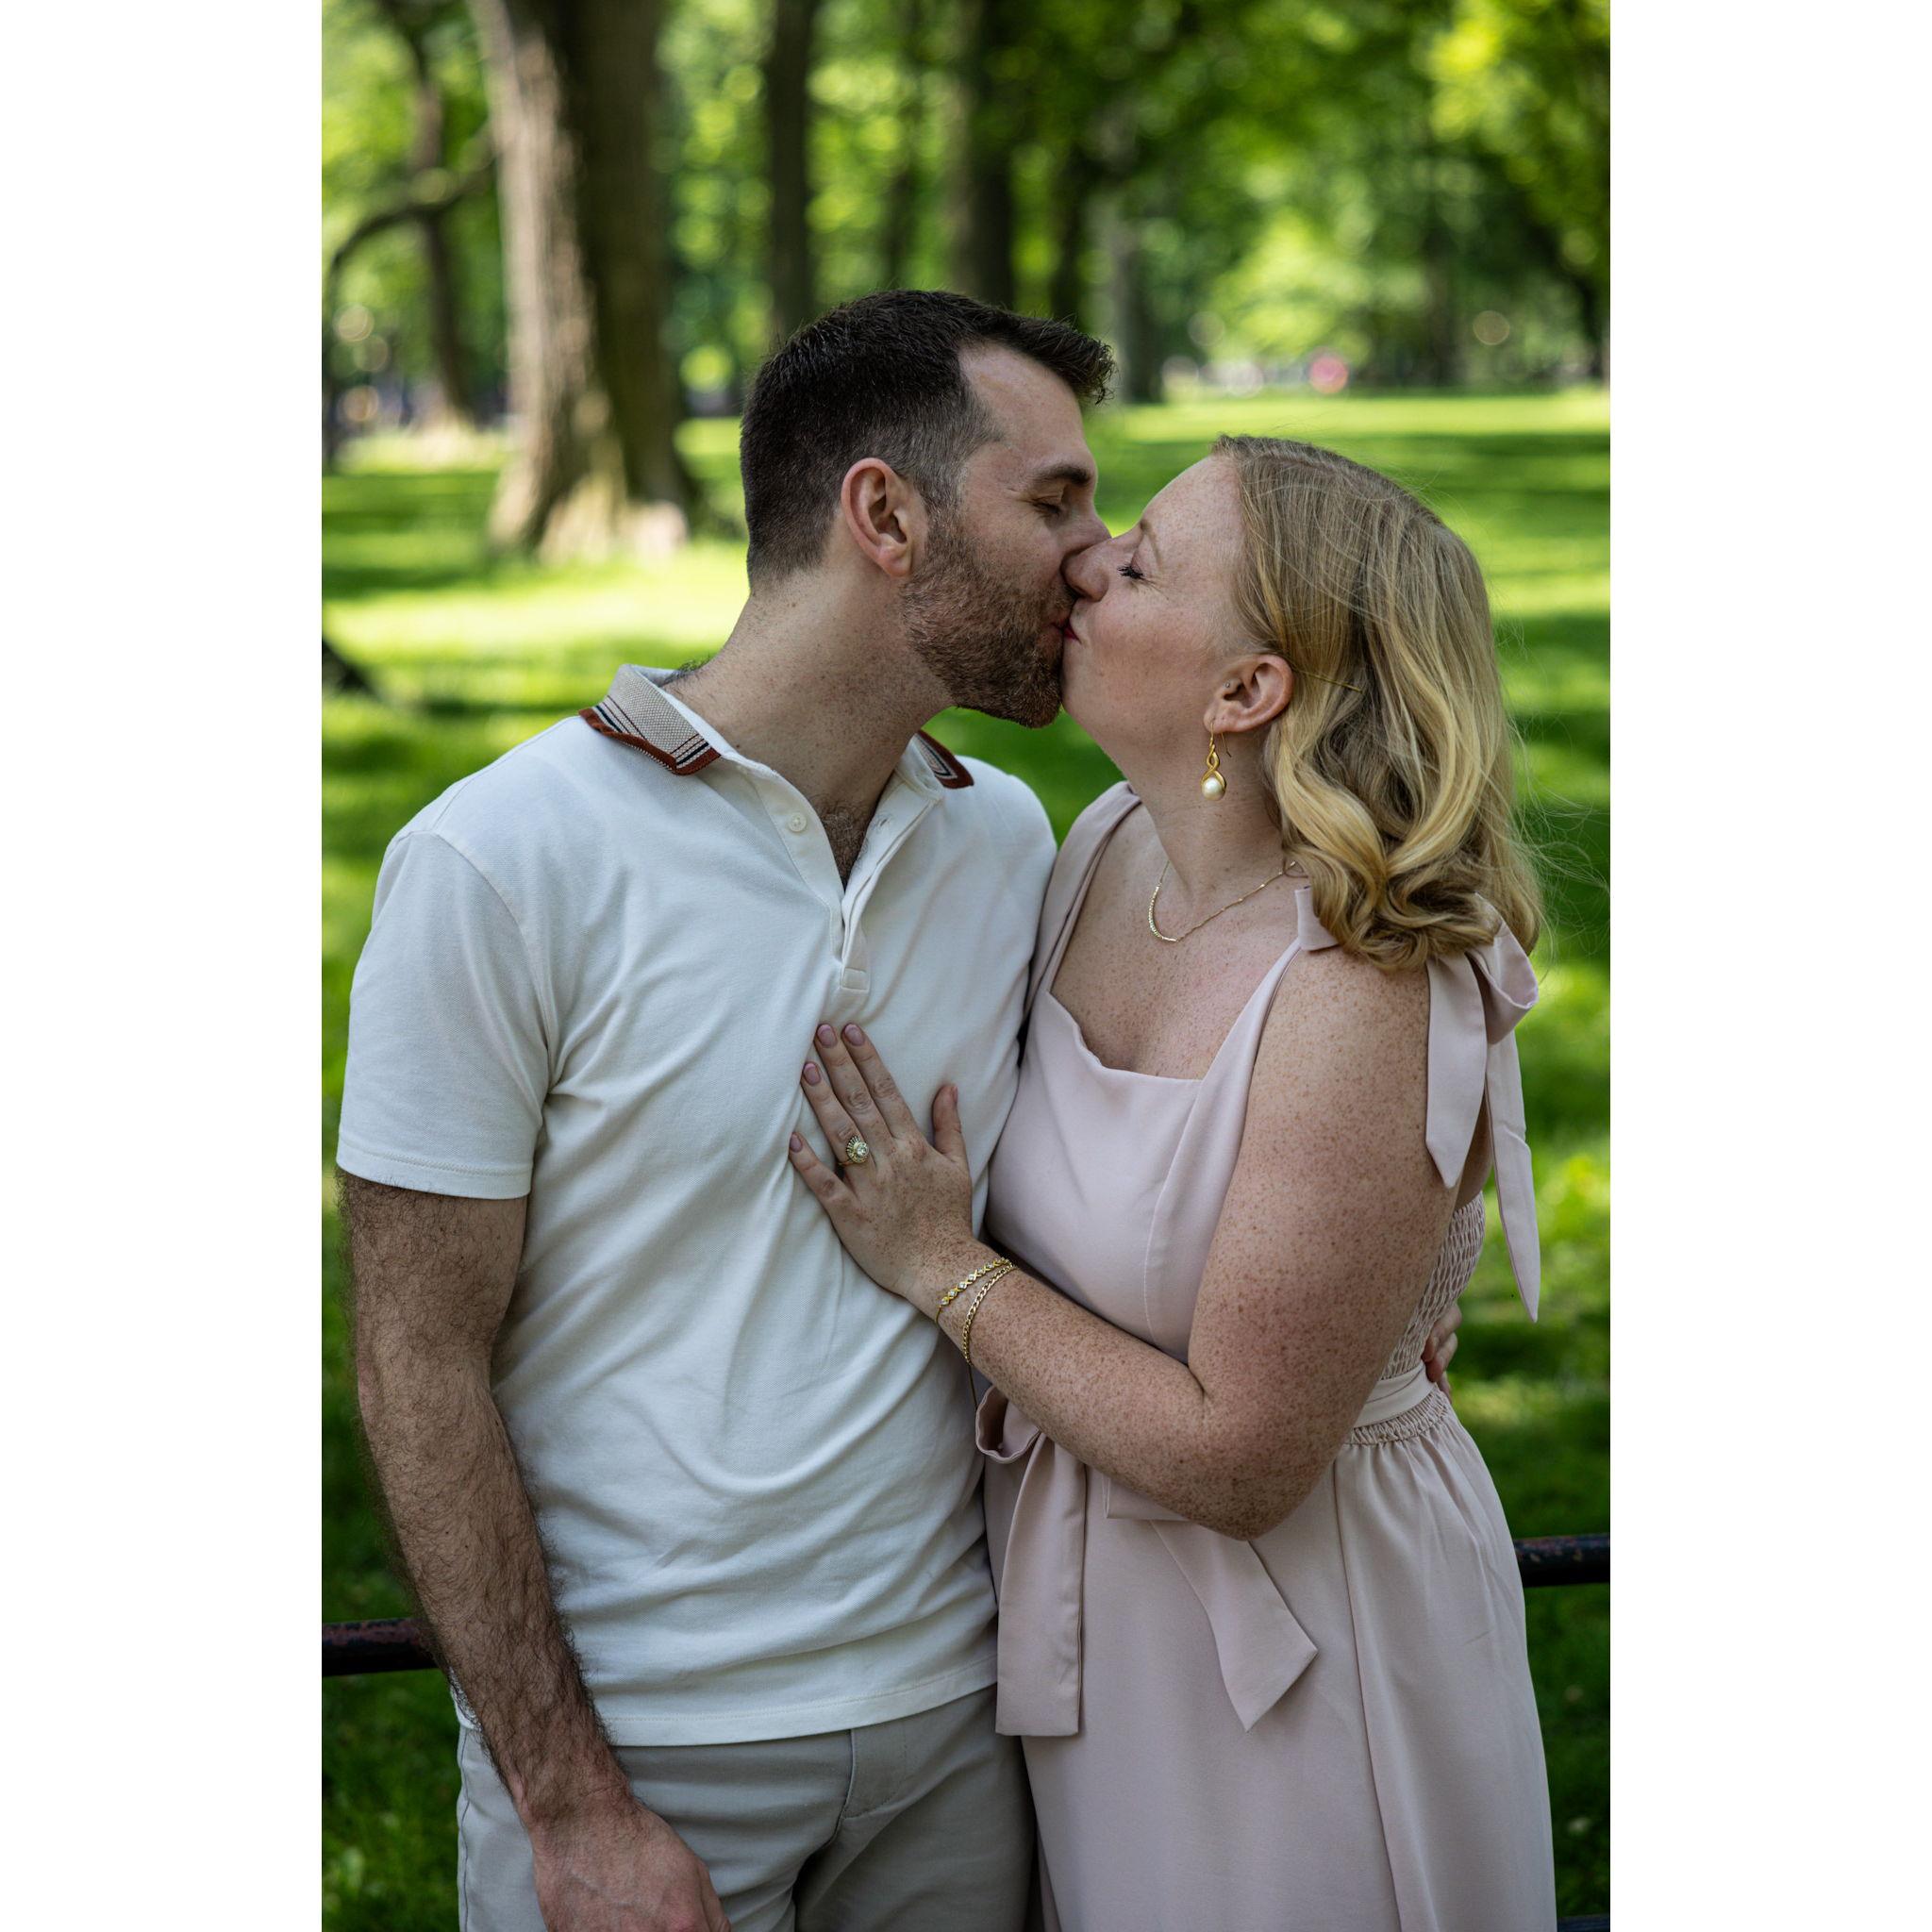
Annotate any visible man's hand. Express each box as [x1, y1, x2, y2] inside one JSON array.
[[530, 1798, 731, 1932], [1422, 1298, 1462, 1391]]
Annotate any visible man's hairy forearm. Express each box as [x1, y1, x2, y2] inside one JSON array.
[[360, 1349, 633, 1828], [340, 1174, 635, 1836]]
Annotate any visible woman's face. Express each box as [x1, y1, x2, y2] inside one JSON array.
[[1059, 456, 1255, 758]]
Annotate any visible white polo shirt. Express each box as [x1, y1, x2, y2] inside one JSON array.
[[337, 665, 1057, 1744]]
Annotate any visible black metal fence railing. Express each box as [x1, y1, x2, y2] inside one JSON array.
[[324, 1532, 1607, 1677], [325, 1530, 1609, 1927]]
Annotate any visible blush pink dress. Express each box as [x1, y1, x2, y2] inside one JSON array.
[[978, 785, 1556, 1932]]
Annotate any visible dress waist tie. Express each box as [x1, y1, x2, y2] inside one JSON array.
[[976, 1364, 1434, 1738]]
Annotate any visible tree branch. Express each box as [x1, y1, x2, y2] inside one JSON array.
[[325, 147, 495, 291]]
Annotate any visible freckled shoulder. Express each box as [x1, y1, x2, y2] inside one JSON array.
[[1252, 944, 1433, 1136]]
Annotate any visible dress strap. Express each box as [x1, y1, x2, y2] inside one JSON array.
[[1023, 783, 1141, 1019], [1423, 924, 1542, 1317]]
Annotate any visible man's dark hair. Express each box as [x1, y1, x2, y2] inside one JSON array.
[[739, 290, 1115, 583]]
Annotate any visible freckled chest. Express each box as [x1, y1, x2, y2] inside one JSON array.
[[1048, 819, 1305, 1080]]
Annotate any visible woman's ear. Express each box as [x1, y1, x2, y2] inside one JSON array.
[[839, 459, 923, 579], [1204, 655, 1293, 737]]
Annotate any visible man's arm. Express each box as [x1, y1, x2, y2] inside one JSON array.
[[341, 1173, 729, 1932]]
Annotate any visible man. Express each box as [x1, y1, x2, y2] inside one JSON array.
[[340, 291, 1113, 1932]]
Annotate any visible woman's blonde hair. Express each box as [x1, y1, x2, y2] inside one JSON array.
[[1215, 433, 1541, 971]]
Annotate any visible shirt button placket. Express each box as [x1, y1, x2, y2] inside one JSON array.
[[840, 920, 872, 1000]]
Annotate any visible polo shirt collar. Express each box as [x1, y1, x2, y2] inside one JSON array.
[[581, 663, 975, 793]]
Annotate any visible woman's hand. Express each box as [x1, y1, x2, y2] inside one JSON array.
[[787, 1024, 980, 1315], [1423, 1300, 1460, 1392]]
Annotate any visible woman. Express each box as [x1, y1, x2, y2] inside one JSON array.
[[784, 436, 1556, 1929]]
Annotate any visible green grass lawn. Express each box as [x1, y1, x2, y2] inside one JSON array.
[[323, 388, 1608, 1925]]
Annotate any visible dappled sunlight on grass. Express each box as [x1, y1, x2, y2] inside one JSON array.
[[1454, 1372, 1601, 1440], [1500, 619, 1612, 716], [328, 551, 749, 662], [1524, 736, 1612, 809], [1491, 570, 1612, 618]]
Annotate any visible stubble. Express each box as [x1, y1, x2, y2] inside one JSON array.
[[904, 525, 1067, 729]]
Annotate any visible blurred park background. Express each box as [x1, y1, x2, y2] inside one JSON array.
[[323, 1, 1607, 1924]]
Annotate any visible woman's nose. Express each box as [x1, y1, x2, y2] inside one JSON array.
[[1064, 535, 1113, 601]]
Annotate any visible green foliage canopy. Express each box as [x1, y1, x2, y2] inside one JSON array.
[[322, 0, 1609, 425]]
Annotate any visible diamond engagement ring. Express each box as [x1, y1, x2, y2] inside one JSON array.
[[842, 1134, 871, 1167]]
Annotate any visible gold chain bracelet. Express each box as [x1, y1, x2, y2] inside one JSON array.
[[936, 1256, 1008, 1318], [958, 1261, 1015, 1370]]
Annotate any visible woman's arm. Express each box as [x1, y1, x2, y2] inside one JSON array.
[[960, 953, 1455, 1537], [791, 952, 1461, 1542]]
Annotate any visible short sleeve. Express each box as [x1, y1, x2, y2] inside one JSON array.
[[336, 831, 550, 1199]]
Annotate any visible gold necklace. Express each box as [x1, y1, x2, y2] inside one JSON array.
[[1147, 858, 1291, 943]]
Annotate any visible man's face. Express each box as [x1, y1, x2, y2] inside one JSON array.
[[903, 345, 1108, 728]]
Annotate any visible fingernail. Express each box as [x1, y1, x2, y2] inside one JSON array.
[[803, 1062, 821, 1085], [789, 1132, 803, 1151], [844, 1024, 864, 1044], [816, 1024, 836, 1046]]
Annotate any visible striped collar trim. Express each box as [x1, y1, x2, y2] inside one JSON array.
[[581, 666, 721, 774], [908, 730, 975, 791], [580, 664, 974, 790]]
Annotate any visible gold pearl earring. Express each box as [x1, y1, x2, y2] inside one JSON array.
[[1201, 733, 1226, 801]]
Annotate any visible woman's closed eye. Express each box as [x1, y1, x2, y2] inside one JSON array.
[[1118, 560, 1147, 582]]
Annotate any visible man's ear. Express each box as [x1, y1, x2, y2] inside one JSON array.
[[838, 459, 924, 579], [1204, 655, 1294, 738]]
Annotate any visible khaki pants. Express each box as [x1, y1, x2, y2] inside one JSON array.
[[456, 1686, 1035, 1932]]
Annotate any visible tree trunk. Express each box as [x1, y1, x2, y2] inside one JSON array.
[[954, 0, 1016, 308], [561, 0, 697, 515], [416, 205, 474, 426], [1496, 170, 1608, 381], [468, 0, 697, 559], [1107, 207, 1160, 404], [763, 0, 824, 343], [1417, 137, 1460, 389], [408, 92, 475, 429], [324, 320, 346, 469], [1569, 269, 1607, 380], [1046, 142, 1100, 328], [377, 2, 477, 426], [322, 157, 492, 465], [877, 0, 927, 291]]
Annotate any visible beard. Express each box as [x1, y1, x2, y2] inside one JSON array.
[[904, 524, 1067, 729]]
